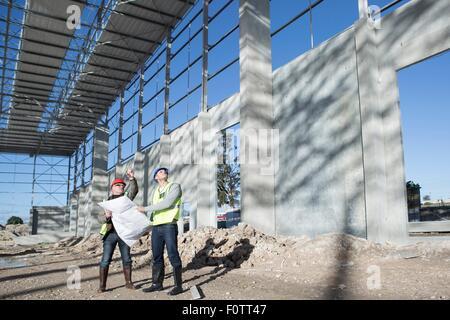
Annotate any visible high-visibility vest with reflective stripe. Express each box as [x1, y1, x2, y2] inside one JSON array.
[[151, 182, 181, 226], [99, 223, 108, 237]]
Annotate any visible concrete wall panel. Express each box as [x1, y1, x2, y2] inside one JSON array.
[[67, 0, 449, 243], [274, 29, 366, 238]]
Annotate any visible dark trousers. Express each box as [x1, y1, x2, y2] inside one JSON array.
[[100, 230, 132, 268], [151, 224, 182, 269]]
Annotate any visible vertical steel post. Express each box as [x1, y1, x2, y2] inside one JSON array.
[[201, 0, 209, 112], [66, 155, 71, 205], [358, 0, 369, 19], [117, 92, 124, 164], [81, 142, 86, 186], [30, 154, 37, 209], [164, 31, 172, 135], [137, 66, 144, 150], [73, 151, 78, 192], [309, 0, 314, 49], [0, 0, 12, 113]]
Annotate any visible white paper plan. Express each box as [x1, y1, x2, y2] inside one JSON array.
[[98, 195, 135, 214], [98, 196, 151, 247]]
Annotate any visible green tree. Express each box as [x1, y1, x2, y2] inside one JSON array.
[[406, 181, 421, 189], [217, 130, 240, 208], [7, 216, 23, 225]]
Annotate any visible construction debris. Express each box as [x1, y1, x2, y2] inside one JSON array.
[[5, 224, 30, 237], [41, 223, 450, 273], [2, 223, 450, 276], [1, 223, 450, 300], [0, 247, 37, 257], [0, 230, 16, 242], [0, 224, 31, 247]]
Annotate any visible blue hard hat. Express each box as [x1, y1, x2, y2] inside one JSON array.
[[153, 167, 169, 180]]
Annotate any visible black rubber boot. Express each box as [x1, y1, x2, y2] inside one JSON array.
[[143, 264, 164, 292], [97, 266, 109, 293], [123, 266, 136, 290], [168, 266, 183, 296]]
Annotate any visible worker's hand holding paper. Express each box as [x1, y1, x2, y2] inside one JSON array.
[[98, 196, 151, 247], [98, 196, 135, 215]]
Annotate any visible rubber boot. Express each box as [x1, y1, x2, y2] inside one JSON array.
[[143, 264, 164, 292], [123, 266, 136, 290], [168, 266, 183, 296], [97, 266, 109, 293]]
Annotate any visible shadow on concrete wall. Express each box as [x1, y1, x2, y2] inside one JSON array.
[[274, 0, 445, 299], [62, 0, 447, 300], [275, 32, 364, 298], [275, 28, 365, 236]]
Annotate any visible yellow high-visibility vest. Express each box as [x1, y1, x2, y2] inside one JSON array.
[[151, 182, 181, 226], [99, 223, 108, 237]]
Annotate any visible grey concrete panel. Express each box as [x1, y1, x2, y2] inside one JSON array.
[[133, 151, 146, 206], [210, 93, 240, 131], [239, 0, 276, 235], [91, 126, 110, 229], [274, 29, 366, 238], [376, 0, 450, 243], [69, 193, 78, 233], [144, 143, 161, 205], [354, 18, 387, 243], [378, 0, 450, 71], [84, 184, 93, 237], [353, 0, 449, 243], [195, 112, 217, 228], [31, 206, 69, 234], [409, 221, 450, 233], [160, 134, 171, 169], [170, 120, 199, 230], [67, 0, 449, 243]]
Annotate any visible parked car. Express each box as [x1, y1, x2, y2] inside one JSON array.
[[217, 208, 241, 229]]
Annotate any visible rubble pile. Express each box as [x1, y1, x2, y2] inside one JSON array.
[[5, 224, 30, 237], [390, 240, 450, 259], [53, 223, 450, 271], [293, 233, 391, 266], [0, 230, 15, 242], [130, 224, 311, 269], [0, 224, 30, 246], [69, 234, 103, 256], [0, 237, 16, 248]]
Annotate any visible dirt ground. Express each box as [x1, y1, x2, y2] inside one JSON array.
[[1, 224, 450, 300]]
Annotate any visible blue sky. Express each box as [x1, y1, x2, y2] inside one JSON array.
[[398, 51, 450, 201], [1, 0, 447, 224]]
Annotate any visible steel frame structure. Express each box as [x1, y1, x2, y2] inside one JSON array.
[[0, 0, 409, 223]]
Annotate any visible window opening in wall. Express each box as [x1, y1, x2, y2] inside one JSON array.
[[398, 51, 450, 224], [216, 123, 241, 229]]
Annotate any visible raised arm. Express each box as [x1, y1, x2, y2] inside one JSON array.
[[125, 169, 138, 200], [139, 183, 182, 213]]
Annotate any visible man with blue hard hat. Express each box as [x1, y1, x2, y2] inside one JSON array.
[[137, 167, 184, 295]]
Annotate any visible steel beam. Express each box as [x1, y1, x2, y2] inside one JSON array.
[[201, 0, 209, 112], [164, 31, 172, 134], [137, 66, 144, 150], [0, 0, 12, 117], [117, 92, 124, 164]]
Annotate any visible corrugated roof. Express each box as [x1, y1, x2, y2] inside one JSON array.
[[0, 0, 193, 156]]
